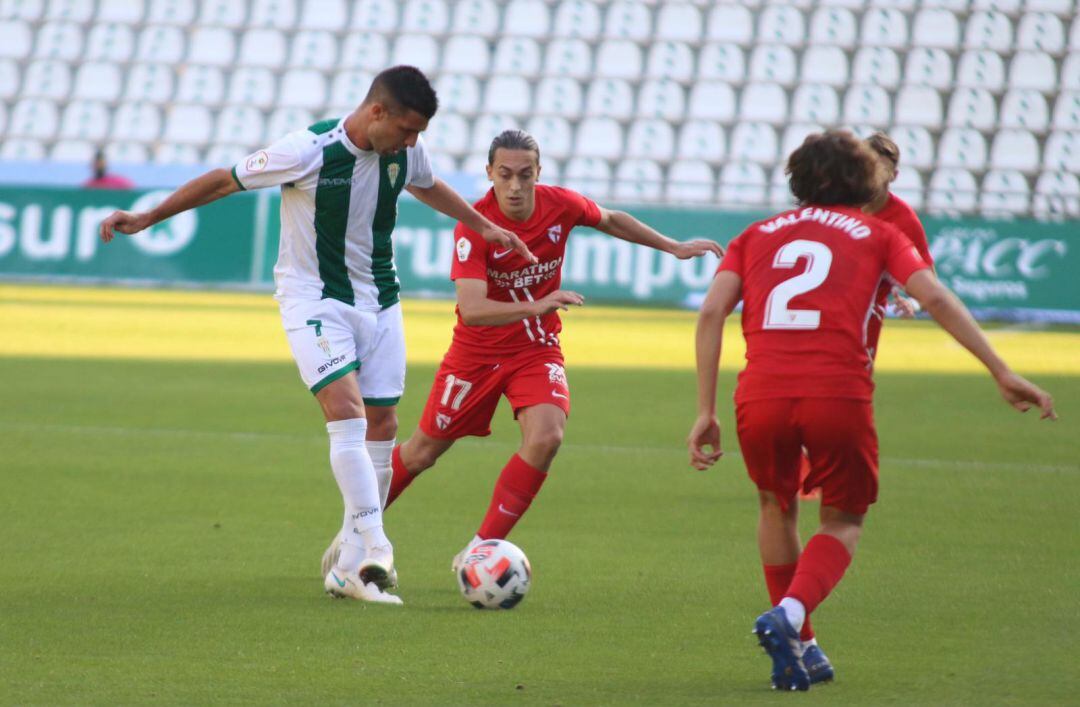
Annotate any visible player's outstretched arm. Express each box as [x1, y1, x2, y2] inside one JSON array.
[[593, 207, 724, 260], [688, 271, 742, 470], [903, 269, 1057, 420], [407, 179, 536, 263], [456, 279, 584, 327], [99, 168, 240, 243]]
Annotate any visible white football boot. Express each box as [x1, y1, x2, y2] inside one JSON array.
[[322, 533, 397, 589], [358, 543, 396, 591], [323, 568, 403, 605]]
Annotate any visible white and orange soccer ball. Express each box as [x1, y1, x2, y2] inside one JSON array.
[[456, 539, 532, 610]]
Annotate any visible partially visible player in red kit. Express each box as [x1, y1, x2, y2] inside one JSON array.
[[688, 130, 1056, 691]]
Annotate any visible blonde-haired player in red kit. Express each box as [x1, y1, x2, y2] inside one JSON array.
[[688, 130, 1055, 691]]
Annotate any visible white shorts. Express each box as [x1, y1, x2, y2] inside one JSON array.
[[280, 299, 406, 406]]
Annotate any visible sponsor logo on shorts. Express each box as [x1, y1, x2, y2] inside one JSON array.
[[317, 355, 349, 375], [436, 413, 452, 430], [545, 363, 567, 386], [456, 237, 472, 263], [246, 151, 269, 172], [551, 390, 568, 400]]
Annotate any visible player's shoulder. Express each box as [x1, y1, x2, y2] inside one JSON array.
[[537, 183, 587, 206]]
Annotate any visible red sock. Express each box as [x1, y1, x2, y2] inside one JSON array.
[[384, 445, 416, 510], [764, 563, 815, 641], [784, 534, 852, 615], [477, 454, 547, 540]]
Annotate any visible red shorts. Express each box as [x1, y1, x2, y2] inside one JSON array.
[[735, 398, 879, 515], [419, 349, 571, 439]]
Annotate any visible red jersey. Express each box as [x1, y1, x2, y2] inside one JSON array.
[[449, 185, 602, 361], [718, 204, 930, 403], [866, 193, 933, 358]]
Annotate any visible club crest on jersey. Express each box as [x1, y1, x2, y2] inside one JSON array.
[[545, 363, 567, 386], [387, 163, 400, 188], [456, 237, 472, 262], [436, 413, 452, 430], [547, 225, 562, 244], [246, 151, 269, 172]]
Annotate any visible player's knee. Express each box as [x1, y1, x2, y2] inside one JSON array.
[[526, 427, 564, 460], [367, 411, 398, 440], [322, 399, 363, 422]]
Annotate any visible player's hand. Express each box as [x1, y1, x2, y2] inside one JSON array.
[[99, 210, 151, 243], [534, 290, 584, 315], [995, 370, 1057, 420], [891, 287, 919, 318], [671, 239, 725, 260], [687, 414, 723, 470], [480, 224, 537, 264]]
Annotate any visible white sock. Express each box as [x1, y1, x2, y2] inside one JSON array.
[[326, 418, 388, 573], [779, 597, 806, 632], [366, 439, 395, 509]]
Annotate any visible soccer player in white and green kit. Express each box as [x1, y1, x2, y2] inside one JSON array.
[[99, 66, 533, 605]]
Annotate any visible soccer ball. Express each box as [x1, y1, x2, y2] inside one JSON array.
[[456, 539, 532, 610]]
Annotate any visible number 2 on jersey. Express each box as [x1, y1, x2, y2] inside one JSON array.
[[763, 240, 833, 330]]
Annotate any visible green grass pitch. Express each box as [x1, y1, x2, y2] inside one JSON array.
[[0, 354, 1076, 704]]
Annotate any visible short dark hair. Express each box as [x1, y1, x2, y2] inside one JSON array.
[[866, 131, 900, 168], [785, 130, 879, 207], [487, 129, 540, 165], [364, 65, 438, 119]]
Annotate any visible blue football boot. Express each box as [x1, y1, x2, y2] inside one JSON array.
[[753, 607, 811, 691], [802, 643, 835, 684]]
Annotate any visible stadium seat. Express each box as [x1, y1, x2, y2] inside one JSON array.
[[279, 69, 326, 109], [22, 60, 69, 101], [34, 21, 81, 60], [666, 161, 715, 204], [422, 112, 469, 157], [290, 31, 337, 70], [228, 68, 277, 109], [1009, 51, 1057, 91], [928, 168, 978, 213], [124, 64, 175, 104], [146, 0, 194, 25], [0, 21, 31, 60], [748, 45, 798, 86], [544, 39, 592, 80], [990, 129, 1041, 172], [595, 40, 643, 80], [895, 86, 944, 128], [135, 24, 185, 64], [947, 88, 997, 130], [861, 8, 907, 48], [493, 37, 542, 78], [1, 139, 46, 160], [503, 0, 550, 38], [1027, 0, 1074, 14], [552, 0, 602, 41], [791, 85, 839, 124], [0, 59, 18, 99], [646, 41, 694, 82], [8, 98, 58, 139], [154, 143, 202, 164], [198, 0, 244, 27], [1043, 130, 1080, 171], [470, 114, 521, 154], [1001, 89, 1050, 131], [441, 36, 489, 76], [585, 79, 634, 120], [800, 46, 849, 87], [904, 48, 953, 89], [698, 43, 746, 83], [164, 104, 213, 145], [391, 34, 439, 74], [176, 65, 224, 106], [891, 167, 924, 209], [956, 50, 1006, 91], [111, 103, 162, 142], [938, 128, 989, 170], [843, 85, 891, 127], [604, 1, 652, 42], [911, 9, 961, 48], [564, 156, 612, 199], [706, 4, 754, 45], [105, 142, 149, 164], [574, 117, 624, 159], [187, 26, 235, 65], [626, 119, 675, 161], [248, 0, 296, 29], [1052, 92, 1080, 130], [729, 122, 778, 164], [204, 143, 249, 166], [2, 0, 43, 21], [1071, 16, 1080, 49], [237, 29, 285, 68], [266, 106, 313, 138], [216, 105, 264, 145], [96, 0, 142, 22], [965, 11, 1013, 51], [809, 7, 857, 48], [614, 159, 664, 202], [85, 22, 134, 62], [350, 0, 398, 33], [1017, 12, 1066, 52], [297, 0, 347, 30], [452, 0, 499, 38], [534, 77, 584, 120], [402, 0, 449, 35], [483, 76, 532, 116], [758, 5, 805, 45], [47, 0, 92, 22], [770, 164, 794, 209], [524, 115, 573, 159], [1033, 171, 1080, 218], [677, 120, 726, 162], [740, 83, 788, 125], [688, 82, 737, 123], [781, 122, 823, 158], [890, 126, 935, 170], [656, 3, 702, 42], [51, 139, 96, 162], [851, 47, 900, 88], [428, 151, 458, 177], [459, 152, 490, 192], [980, 169, 1031, 216], [329, 71, 373, 110], [719, 162, 768, 207], [436, 74, 481, 115], [974, 0, 1022, 12], [638, 79, 686, 122], [59, 100, 108, 141]]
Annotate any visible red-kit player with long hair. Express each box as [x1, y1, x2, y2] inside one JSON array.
[[688, 131, 1055, 691]]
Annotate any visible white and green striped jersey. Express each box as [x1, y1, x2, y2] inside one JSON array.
[[231, 117, 434, 311]]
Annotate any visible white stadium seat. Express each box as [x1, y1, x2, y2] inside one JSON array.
[[1033, 171, 1080, 218], [770, 164, 794, 209], [1, 139, 47, 160], [525, 115, 573, 159], [719, 163, 768, 207], [111, 103, 162, 142], [106, 142, 149, 164], [249, 0, 296, 29], [329, 71, 374, 110], [758, 5, 805, 46], [911, 9, 961, 48], [965, 11, 1013, 51], [604, 1, 652, 42], [1043, 131, 1080, 171], [164, 104, 213, 144], [188, 26, 235, 65], [441, 36, 488, 76], [891, 168, 924, 210], [544, 39, 592, 80], [938, 128, 989, 170], [574, 117, 624, 159], [564, 157, 612, 199], [402, 0, 449, 34], [535, 78, 584, 120], [800, 46, 849, 87], [980, 169, 1031, 216], [890, 126, 935, 170], [1027, 0, 1074, 15], [470, 114, 520, 154], [503, 0, 550, 38], [781, 123, 823, 159], [990, 129, 1041, 172], [198, 0, 244, 27], [452, 0, 499, 38], [791, 85, 839, 124], [85, 23, 134, 62], [47, 0, 93, 21], [646, 41, 694, 82], [391, 34, 439, 74], [638, 80, 686, 121], [677, 120, 726, 163], [552, 0, 602, 41], [216, 105, 264, 145], [34, 21, 81, 60], [228, 67, 277, 109], [238, 28, 286, 67], [1017, 12, 1065, 52], [614, 159, 664, 202], [728, 122, 778, 164], [956, 50, 1006, 91], [0, 59, 19, 99], [706, 4, 754, 45], [688, 82, 737, 123], [1052, 92, 1080, 130], [974, 0, 1021, 12], [483, 76, 532, 116], [51, 140, 96, 163], [422, 112, 469, 157], [0, 21, 32, 59], [748, 45, 798, 86], [290, 31, 337, 70], [436, 74, 481, 115], [279, 69, 326, 109], [740, 83, 788, 125], [351, 0, 398, 33], [1001, 89, 1050, 131], [904, 48, 953, 89], [266, 107, 313, 139], [340, 34, 390, 71], [1009, 51, 1057, 91], [851, 47, 900, 88], [585, 79, 634, 120], [297, 0, 347, 30], [861, 7, 907, 48], [842, 85, 891, 127], [154, 143, 202, 164], [666, 161, 715, 204], [493, 37, 542, 78], [98, 0, 143, 22], [698, 43, 746, 83], [136, 25, 185, 63], [147, 0, 194, 25], [894, 86, 944, 128], [626, 119, 675, 161], [125, 64, 175, 104], [928, 168, 978, 213], [809, 7, 857, 48], [656, 3, 703, 42], [1072, 16, 1080, 49], [22, 60, 69, 100], [1, 0, 43, 20], [595, 40, 643, 80], [59, 100, 108, 141], [205, 144, 249, 166], [947, 88, 997, 130], [8, 98, 58, 139]]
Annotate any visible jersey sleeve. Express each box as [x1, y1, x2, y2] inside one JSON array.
[[883, 223, 931, 286], [892, 196, 934, 266], [716, 231, 747, 277], [231, 131, 313, 191], [406, 135, 435, 189], [450, 222, 489, 281]]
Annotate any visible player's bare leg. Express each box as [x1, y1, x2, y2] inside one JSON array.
[[386, 428, 457, 507], [515, 403, 566, 471]]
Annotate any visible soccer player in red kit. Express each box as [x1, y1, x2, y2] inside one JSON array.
[[688, 131, 1056, 691]]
